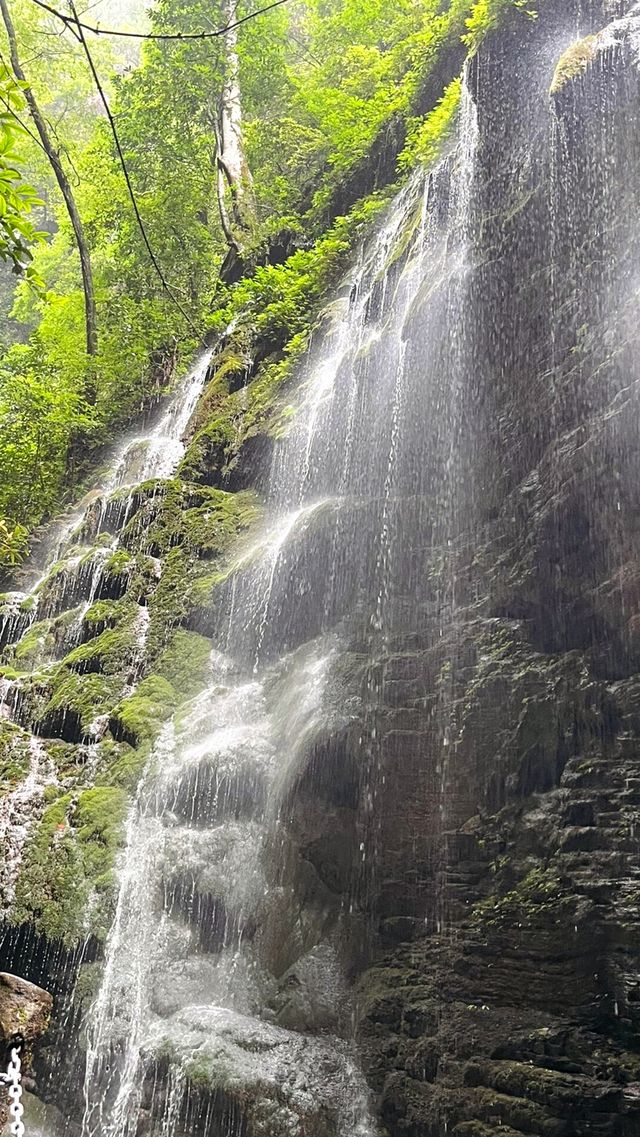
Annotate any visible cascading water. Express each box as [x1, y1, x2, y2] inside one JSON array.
[[74, 72, 482, 1137], [0, 351, 213, 916]]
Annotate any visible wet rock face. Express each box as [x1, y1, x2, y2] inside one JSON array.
[[355, 1, 640, 1134]]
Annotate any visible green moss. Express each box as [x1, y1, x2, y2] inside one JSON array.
[[4, 673, 54, 728], [107, 477, 163, 508], [146, 547, 203, 657], [73, 786, 127, 874], [44, 738, 90, 781], [184, 491, 260, 556], [12, 794, 83, 942], [104, 549, 133, 579], [0, 721, 33, 792], [103, 627, 216, 787], [187, 569, 229, 612], [7, 607, 85, 673], [41, 672, 122, 734], [111, 675, 178, 748], [13, 620, 54, 667], [11, 785, 127, 943], [62, 619, 138, 676], [464, 0, 538, 51], [471, 868, 571, 929], [99, 742, 148, 791], [178, 416, 237, 485], [244, 331, 310, 442], [135, 487, 261, 658], [120, 479, 260, 562], [182, 1050, 237, 1092], [180, 346, 300, 478], [211, 346, 251, 388], [154, 630, 212, 697], [35, 554, 89, 611], [181, 193, 392, 485], [83, 599, 122, 634], [551, 35, 598, 95]]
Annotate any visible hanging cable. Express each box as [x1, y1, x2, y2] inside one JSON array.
[[67, 0, 205, 342], [0, 91, 47, 153], [30, 0, 290, 41]]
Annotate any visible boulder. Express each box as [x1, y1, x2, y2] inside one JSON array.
[[0, 972, 52, 1054], [0, 972, 52, 1127]]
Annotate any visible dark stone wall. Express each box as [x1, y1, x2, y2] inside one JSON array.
[[356, 2, 640, 1134]]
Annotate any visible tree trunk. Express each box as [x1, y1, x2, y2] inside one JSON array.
[[0, 0, 98, 361], [213, 0, 257, 252]]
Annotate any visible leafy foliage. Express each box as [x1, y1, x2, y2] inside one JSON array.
[[0, 340, 93, 544], [298, 0, 476, 210], [0, 62, 45, 286], [399, 77, 462, 171], [464, 0, 538, 50], [0, 0, 524, 566]]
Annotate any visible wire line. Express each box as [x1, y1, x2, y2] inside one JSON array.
[[67, 0, 204, 340], [30, 0, 290, 41]]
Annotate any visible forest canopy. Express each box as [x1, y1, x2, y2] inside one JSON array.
[[0, 0, 523, 567]]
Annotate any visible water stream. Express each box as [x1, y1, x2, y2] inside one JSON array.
[[63, 71, 485, 1137]]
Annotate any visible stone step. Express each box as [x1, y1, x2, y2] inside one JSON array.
[[454, 1123, 529, 1137], [473, 1086, 566, 1137], [464, 1059, 624, 1120]]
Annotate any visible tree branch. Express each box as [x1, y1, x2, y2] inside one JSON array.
[[28, 0, 290, 41]]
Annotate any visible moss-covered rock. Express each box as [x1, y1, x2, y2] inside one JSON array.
[[96, 739, 147, 791], [0, 721, 33, 791], [82, 599, 123, 635], [38, 673, 122, 742], [120, 479, 260, 561], [62, 615, 139, 676], [470, 868, 573, 931], [4, 607, 85, 674], [13, 620, 55, 668], [140, 488, 261, 657], [100, 549, 135, 599], [11, 785, 127, 943], [550, 35, 598, 95], [145, 547, 204, 657], [110, 675, 178, 749], [153, 630, 212, 697]]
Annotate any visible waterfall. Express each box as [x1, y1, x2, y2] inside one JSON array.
[[0, 351, 213, 921], [73, 72, 481, 1137]]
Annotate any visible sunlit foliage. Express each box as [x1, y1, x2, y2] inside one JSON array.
[[0, 0, 524, 564]]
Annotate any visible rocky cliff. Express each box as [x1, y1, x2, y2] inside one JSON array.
[[358, 2, 640, 1134]]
